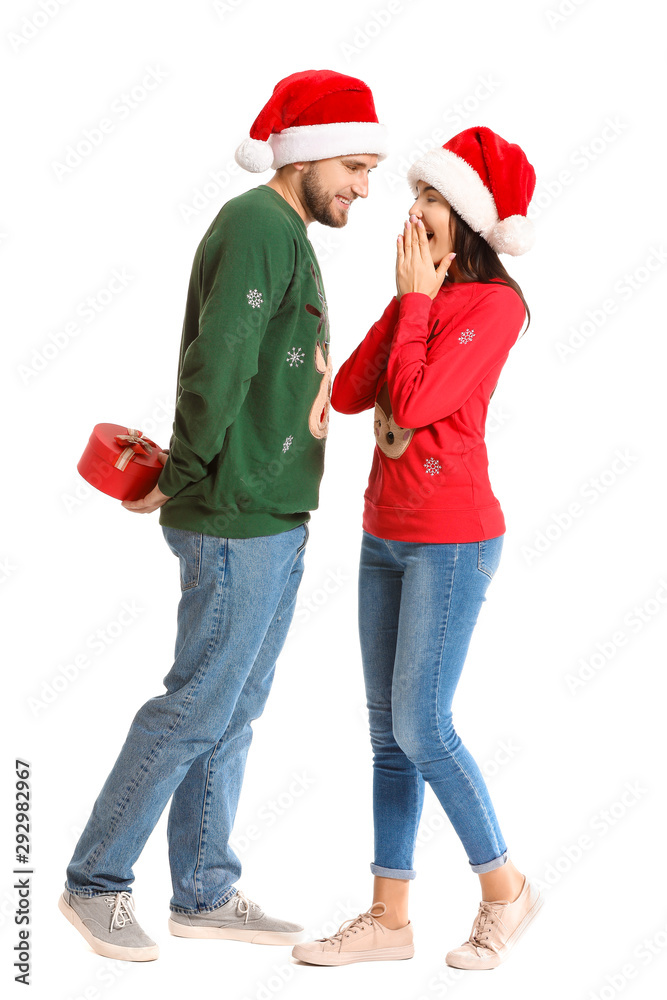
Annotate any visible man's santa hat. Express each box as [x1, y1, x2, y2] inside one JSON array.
[[235, 69, 388, 173], [407, 127, 537, 255]]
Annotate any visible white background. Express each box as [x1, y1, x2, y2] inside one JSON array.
[[3, 1, 666, 998]]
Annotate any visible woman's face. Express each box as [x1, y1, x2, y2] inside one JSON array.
[[408, 181, 454, 266]]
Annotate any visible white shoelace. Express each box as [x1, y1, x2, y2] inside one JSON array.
[[234, 890, 259, 924], [104, 892, 136, 933]]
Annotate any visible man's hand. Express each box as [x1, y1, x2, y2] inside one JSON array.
[[396, 215, 455, 301], [121, 451, 172, 514]]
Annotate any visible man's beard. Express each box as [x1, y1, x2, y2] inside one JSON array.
[[301, 163, 349, 228]]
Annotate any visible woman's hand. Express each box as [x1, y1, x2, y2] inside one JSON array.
[[396, 215, 455, 301]]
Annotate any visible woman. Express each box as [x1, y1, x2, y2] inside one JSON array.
[[293, 127, 542, 970]]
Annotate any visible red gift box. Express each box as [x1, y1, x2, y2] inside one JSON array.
[[78, 423, 165, 501]]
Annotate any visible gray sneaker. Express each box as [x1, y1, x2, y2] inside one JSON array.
[[168, 889, 304, 945], [58, 887, 159, 961]]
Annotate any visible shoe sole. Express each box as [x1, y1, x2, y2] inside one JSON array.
[[58, 893, 159, 962], [445, 889, 544, 970], [168, 918, 304, 946], [291, 943, 414, 966]]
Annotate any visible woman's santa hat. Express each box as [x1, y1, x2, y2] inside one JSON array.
[[407, 127, 537, 255], [235, 69, 388, 173]]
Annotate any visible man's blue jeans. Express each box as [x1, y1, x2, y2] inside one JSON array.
[[359, 529, 509, 878], [66, 521, 308, 913]]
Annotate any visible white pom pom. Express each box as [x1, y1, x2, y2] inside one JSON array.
[[488, 215, 535, 256], [234, 137, 274, 173]]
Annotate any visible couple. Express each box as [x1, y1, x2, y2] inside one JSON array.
[[59, 69, 542, 972]]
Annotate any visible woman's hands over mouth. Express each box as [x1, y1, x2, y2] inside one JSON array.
[[396, 214, 455, 301]]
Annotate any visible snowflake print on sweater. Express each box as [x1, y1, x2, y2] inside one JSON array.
[[282, 436, 293, 453], [458, 328, 475, 344], [424, 457, 441, 476], [286, 347, 305, 367], [247, 288, 263, 309]]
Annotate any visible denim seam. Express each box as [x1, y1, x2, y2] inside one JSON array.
[[477, 540, 494, 579], [431, 543, 456, 752], [203, 538, 228, 656], [295, 522, 309, 557], [181, 532, 204, 590], [187, 538, 229, 907], [409, 770, 423, 876], [192, 740, 221, 909], [192, 532, 203, 588], [82, 538, 229, 879], [430, 543, 505, 865], [381, 536, 405, 568]]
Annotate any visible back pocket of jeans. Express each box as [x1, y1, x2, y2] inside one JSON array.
[[478, 535, 504, 579], [163, 527, 203, 590]]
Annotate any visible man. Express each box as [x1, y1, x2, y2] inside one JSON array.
[[59, 68, 387, 962]]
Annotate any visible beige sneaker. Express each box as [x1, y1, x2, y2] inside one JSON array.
[[445, 875, 543, 970], [292, 902, 414, 966]]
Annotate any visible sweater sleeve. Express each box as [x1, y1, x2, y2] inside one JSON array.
[[330, 296, 399, 414], [157, 211, 294, 498], [386, 285, 526, 428]]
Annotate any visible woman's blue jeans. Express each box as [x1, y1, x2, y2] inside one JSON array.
[[359, 529, 509, 878], [66, 522, 308, 913]]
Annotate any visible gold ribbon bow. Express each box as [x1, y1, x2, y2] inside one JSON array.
[[113, 428, 157, 471]]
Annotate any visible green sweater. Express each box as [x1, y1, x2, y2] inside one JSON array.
[[158, 185, 331, 538]]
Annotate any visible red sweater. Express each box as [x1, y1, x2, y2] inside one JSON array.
[[331, 280, 526, 543]]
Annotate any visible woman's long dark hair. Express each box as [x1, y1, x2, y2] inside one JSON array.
[[446, 208, 530, 335]]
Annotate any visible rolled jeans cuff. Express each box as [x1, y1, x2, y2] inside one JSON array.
[[370, 863, 416, 880], [169, 886, 238, 914], [469, 850, 509, 874]]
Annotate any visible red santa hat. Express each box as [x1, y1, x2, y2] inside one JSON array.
[[406, 127, 537, 255], [235, 69, 388, 173]]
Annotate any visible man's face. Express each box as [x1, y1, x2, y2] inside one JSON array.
[[298, 154, 378, 228]]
